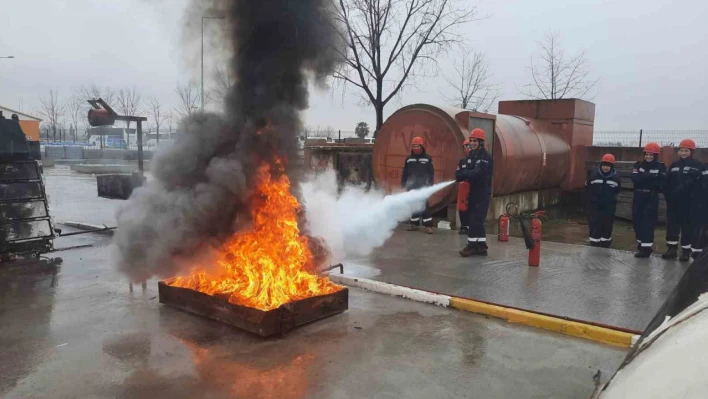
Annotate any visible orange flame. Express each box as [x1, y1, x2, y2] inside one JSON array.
[[169, 159, 341, 311]]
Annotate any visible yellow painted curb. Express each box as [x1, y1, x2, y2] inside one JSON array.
[[449, 297, 634, 348]]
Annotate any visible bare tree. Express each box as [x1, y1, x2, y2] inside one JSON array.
[[443, 50, 500, 112], [175, 81, 200, 117], [147, 96, 165, 143], [520, 31, 599, 100], [210, 66, 232, 107], [116, 86, 143, 130], [78, 83, 116, 106], [64, 95, 84, 142], [37, 90, 64, 142], [331, 0, 477, 136], [165, 111, 175, 136]]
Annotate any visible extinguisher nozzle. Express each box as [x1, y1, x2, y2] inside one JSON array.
[[520, 219, 535, 249]]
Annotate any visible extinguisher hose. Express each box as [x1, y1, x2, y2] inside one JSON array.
[[520, 219, 535, 250]]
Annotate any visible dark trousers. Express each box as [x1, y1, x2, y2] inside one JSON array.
[[467, 199, 490, 248], [691, 204, 708, 254], [410, 205, 433, 227], [459, 209, 470, 228], [665, 200, 692, 249], [633, 192, 659, 250], [588, 202, 616, 246]]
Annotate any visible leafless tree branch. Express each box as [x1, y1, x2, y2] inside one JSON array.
[[116, 86, 143, 129], [330, 0, 478, 136], [442, 50, 501, 112], [520, 31, 599, 100], [175, 81, 200, 118], [37, 89, 64, 142], [147, 96, 165, 143]]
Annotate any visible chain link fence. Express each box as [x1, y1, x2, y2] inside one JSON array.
[[593, 130, 708, 148]]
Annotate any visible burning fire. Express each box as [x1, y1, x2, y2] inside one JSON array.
[[169, 159, 341, 311]]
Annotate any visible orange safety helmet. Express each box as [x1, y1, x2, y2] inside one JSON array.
[[644, 142, 661, 154], [470, 128, 486, 141], [679, 138, 696, 150], [601, 154, 616, 164], [411, 136, 424, 146]]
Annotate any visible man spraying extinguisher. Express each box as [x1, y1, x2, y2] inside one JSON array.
[[457, 128, 493, 256], [401, 136, 435, 234], [457, 139, 472, 234]]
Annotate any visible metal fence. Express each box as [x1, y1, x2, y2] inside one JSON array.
[[593, 130, 708, 148]]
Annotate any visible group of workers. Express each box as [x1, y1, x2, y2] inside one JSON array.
[[587, 139, 708, 260], [401, 130, 707, 261], [401, 128, 493, 256]]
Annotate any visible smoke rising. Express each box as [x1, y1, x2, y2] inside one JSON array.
[[114, 0, 341, 282], [301, 170, 454, 263]]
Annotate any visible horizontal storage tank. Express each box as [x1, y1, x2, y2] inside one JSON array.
[[373, 104, 572, 211]]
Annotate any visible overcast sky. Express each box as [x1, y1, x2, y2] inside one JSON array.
[[1, 0, 706, 131]]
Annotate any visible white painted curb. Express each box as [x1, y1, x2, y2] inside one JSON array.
[[329, 274, 451, 307]]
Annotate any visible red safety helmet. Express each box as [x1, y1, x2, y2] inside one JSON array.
[[462, 139, 470, 146], [644, 142, 661, 154], [601, 154, 616, 164], [411, 136, 424, 146], [679, 139, 696, 150], [470, 128, 486, 141]]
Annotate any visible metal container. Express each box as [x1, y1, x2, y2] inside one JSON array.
[[373, 104, 467, 212], [158, 280, 348, 337], [492, 115, 570, 195], [372, 104, 573, 210]]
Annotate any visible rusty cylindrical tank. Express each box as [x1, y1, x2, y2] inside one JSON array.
[[373, 104, 572, 212], [88, 109, 116, 127], [492, 115, 569, 195], [373, 104, 468, 212]]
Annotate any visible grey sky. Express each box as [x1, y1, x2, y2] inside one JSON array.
[[1, 0, 706, 130]]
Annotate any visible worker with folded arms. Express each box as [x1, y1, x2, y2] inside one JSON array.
[[457, 128, 493, 257], [401, 136, 435, 234], [662, 139, 702, 261], [457, 139, 472, 235], [690, 155, 708, 259], [586, 154, 621, 248], [631, 142, 666, 258]]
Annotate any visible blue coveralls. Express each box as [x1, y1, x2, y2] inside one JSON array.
[[455, 148, 493, 248], [631, 160, 666, 253]]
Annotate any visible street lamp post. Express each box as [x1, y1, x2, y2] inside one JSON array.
[[201, 16, 224, 112]]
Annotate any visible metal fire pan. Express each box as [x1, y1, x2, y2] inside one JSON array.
[[158, 279, 348, 337]]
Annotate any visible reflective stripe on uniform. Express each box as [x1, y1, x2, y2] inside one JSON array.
[[407, 159, 417, 163], [589, 237, 601, 242], [671, 167, 680, 172], [468, 237, 478, 242], [422, 218, 432, 222], [639, 168, 645, 172], [477, 237, 487, 242], [600, 238, 612, 241], [607, 181, 618, 187], [641, 242, 653, 247], [590, 179, 604, 184], [682, 245, 692, 249], [692, 248, 703, 252], [410, 217, 420, 221], [703, 170, 708, 175], [650, 169, 659, 173], [666, 241, 679, 245]]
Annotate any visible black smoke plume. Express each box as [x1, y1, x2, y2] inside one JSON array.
[[114, 0, 341, 282]]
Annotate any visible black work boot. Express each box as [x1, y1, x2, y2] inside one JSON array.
[[601, 241, 612, 248], [635, 248, 652, 258], [459, 242, 479, 257], [476, 243, 488, 256], [458, 226, 469, 235], [691, 251, 701, 259], [679, 248, 691, 262], [589, 241, 600, 247], [636, 242, 641, 251], [662, 246, 678, 259]]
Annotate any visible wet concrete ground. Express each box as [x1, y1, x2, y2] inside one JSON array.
[[0, 232, 626, 399], [344, 228, 689, 332]]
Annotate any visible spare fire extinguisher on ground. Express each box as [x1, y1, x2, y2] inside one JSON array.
[[498, 203, 517, 242], [527, 211, 544, 267]]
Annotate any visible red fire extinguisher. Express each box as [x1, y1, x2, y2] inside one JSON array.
[[528, 212, 544, 267], [498, 213, 509, 242], [498, 203, 516, 242], [457, 181, 470, 211]]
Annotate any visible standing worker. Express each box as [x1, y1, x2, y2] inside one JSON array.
[[631, 142, 666, 258], [662, 139, 702, 261], [691, 159, 708, 259], [586, 154, 621, 248], [457, 128, 493, 257], [457, 139, 472, 235], [401, 136, 435, 234]]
